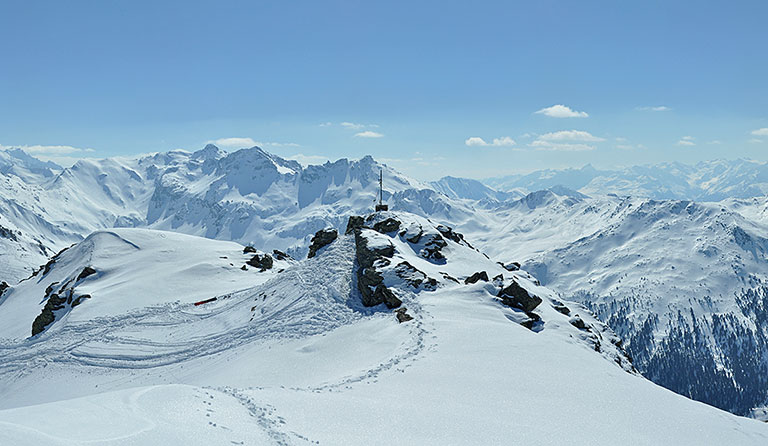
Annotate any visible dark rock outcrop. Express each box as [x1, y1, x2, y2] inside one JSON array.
[[373, 218, 401, 234], [354, 228, 400, 308], [436, 224, 472, 248], [497, 281, 542, 312], [498, 261, 521, 272], [307, 228, 338, 258], [76, 266, 97, 282], [394, 261, 438, 290], [570, 315, 590, 331], [395, 307, 414, 323], [0, 281, 9, 298], [464, 271, 489, 284], [420, 234, 447, 261], [247, 254, 274, 271], [520, 311, 541, 330], [243, 245, 258, 254], [553, 304, 571, 315], [32, 293, 68, 336], [345, 216, 365, 235], [272, 249, 292, 261]]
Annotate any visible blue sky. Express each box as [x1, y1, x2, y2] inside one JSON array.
[[1, 0, 767, 180]]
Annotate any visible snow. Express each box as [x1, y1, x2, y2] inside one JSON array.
[[0, 211, 766, 444]]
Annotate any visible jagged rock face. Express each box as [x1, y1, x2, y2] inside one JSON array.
[[307, 228, 338, 258], [0, 281, 8, 297], [345, 216, 365, 235], [497, 281, 542, 312], [353, 227, 401, 308], [465, 271, 489, 284], [32, 293, 67, 336], [243, 246, 258, 254], [247, 254, 274, 271], [272, 250, 291, 261]]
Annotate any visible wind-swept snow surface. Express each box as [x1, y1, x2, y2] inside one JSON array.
[[0, 213, 766, 444]]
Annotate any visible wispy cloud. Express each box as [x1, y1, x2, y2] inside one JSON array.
[[527, 129, 603, 151], [751, 128, 768, 136], [530, 141, 596, 151], [676, 136, 695, 146], [355, 131, 384, 138], [464, 136, 516, 147], [286, 153, 330, 166], [538, 130, 604, 142], [748, 138, 764, 144], [534, 104, 588, 118], [0, 143, 96, 167], [1, 144, 95, 155], [637, 106, 671, 112], [209, 137, 299, 149]]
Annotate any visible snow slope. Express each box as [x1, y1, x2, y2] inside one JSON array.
[[3, 212, 764, 444], [460, 190, 768, 415]]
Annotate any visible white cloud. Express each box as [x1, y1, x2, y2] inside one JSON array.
[[637, 106, 671, 111], [538, 130, 604, 142], [208, 137, 299, 149], [318, 122, 333, 127], [285, 153, 330, 166], [464, 136, 516, 147], [1, 144, 95, 155], [210, 137, 258, 149], [751, 128, 768, 136], [355, 131, 384, 138], [341, 122, 366, 130], [530, 141, 596, 151], [707, 140, 722, 145], [534, 104, 589, 118], [748, 138, 764, 144], [676, 136, 695, 146]]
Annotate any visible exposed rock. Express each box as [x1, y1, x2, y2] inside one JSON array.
[[76, 266, 97, 282], [247, 254, 273, 271], [272, 249, 292, 261], [395, 307, 414, 323], [520, 311, 541, 330], [436, 224, 472, 248], [374, 284, 402, 308], [553, 304, 571, 315], [307, 228, 338, 258], [345, 215, 365, 235], [440, 272, 460, 284], [243, 245, 258, 254], [354, 229, 400, 308], [405, 230, 423, 244], [241, 265, 248, 271], [0, 224, 19, 242], [464, 271, 489, 284], [0, 281, 9, 298], [71, 294, 90, 308], [497, 281, 542, 312], [373, 218, 401, 234], [32, 293, 68, 336], [492, 274, 504, 286], [570, 315, 590, 331], [498, 261, 520, 272], [394, 261, 438, 290], [420, 234, 447, 261]]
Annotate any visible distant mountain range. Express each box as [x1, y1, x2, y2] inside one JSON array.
[[483, 159, 768, 201]]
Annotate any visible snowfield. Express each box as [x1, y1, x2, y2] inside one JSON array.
[[0, 212, 767, 444]]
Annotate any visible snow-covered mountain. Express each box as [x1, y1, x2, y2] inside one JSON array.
[[4, 146, 768, 423], [0, 145, 471, 284], [486, 159, 768, 201], [2, 211, 765, 444]]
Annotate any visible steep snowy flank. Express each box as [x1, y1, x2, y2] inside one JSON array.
[[467, 192, 768, 415], [4, 212, 761, 444]]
